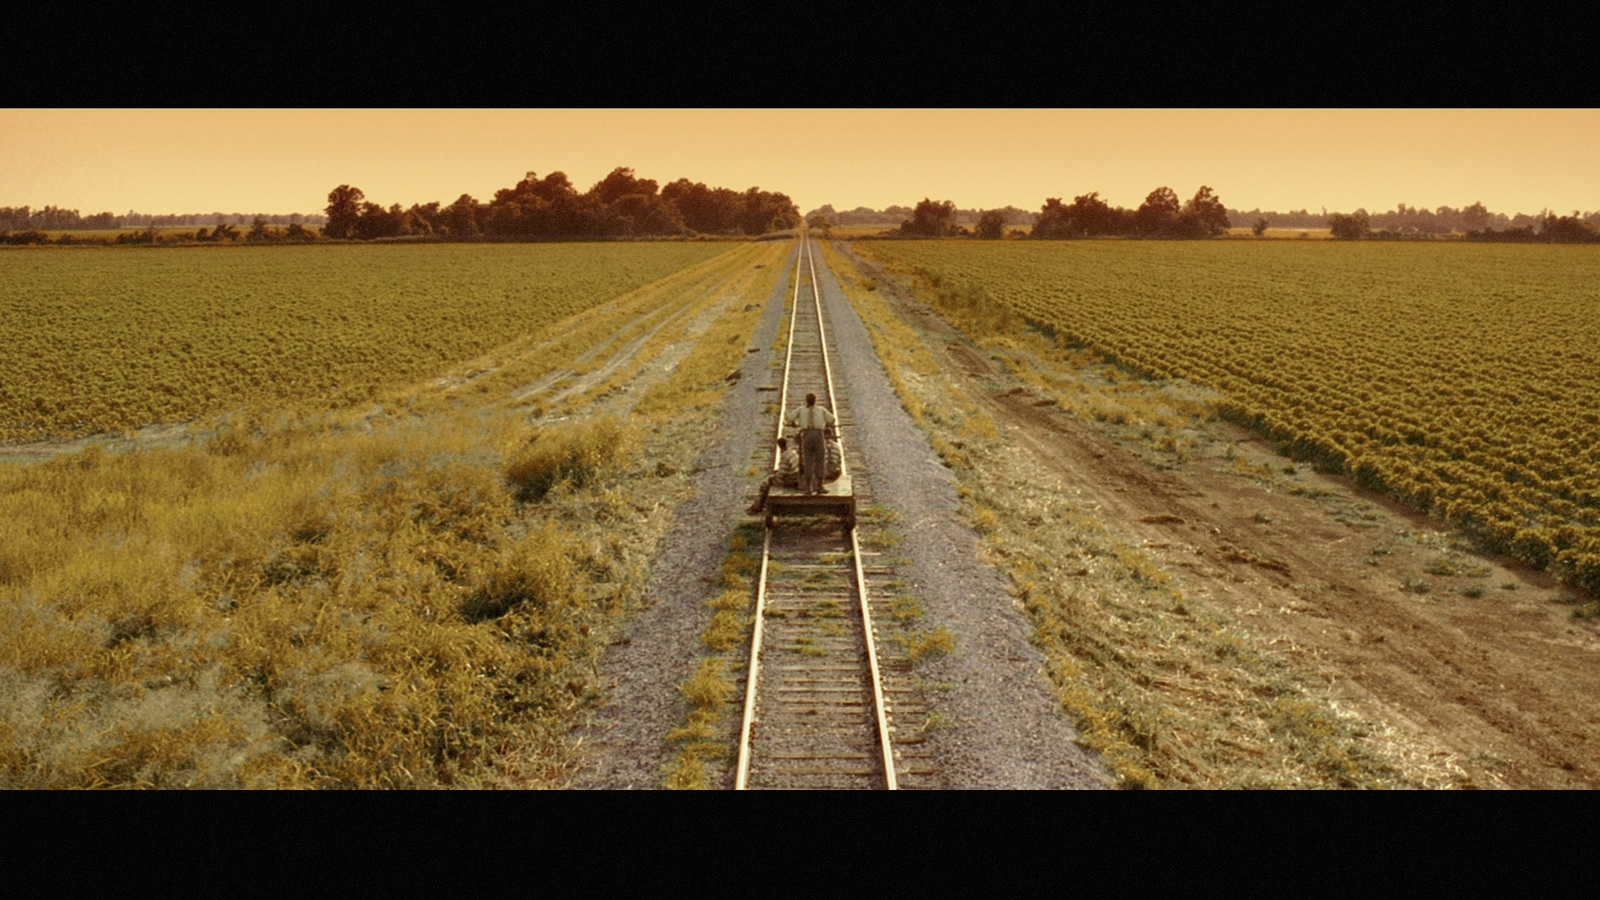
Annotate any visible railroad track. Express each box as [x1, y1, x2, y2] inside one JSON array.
[[734, 235, 939, 789]]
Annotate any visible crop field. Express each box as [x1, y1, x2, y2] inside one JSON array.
[[0, 242, 729, 442], [860, 240, 1600, 591]]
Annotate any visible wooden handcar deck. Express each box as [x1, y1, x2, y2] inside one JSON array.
[[763, 472, 855, 531]]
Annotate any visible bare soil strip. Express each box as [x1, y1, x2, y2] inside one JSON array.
[[844, 244, 1600, 789]]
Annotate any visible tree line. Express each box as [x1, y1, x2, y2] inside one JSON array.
[[0, 206, 121, 231], [806, 204, 1037, 228], [1462, 214, 1600, 243], [830, 187, 1234, 240], [122, 212, 326, 227], [1238, 202, 1600, 241], [0, 165, 800, 246], [812, 191, 1600, 243], [2, 217, 319, 246], [0, 206, 326, 232], [1326, 206, 1600, 243], [322, 167, 801, 240]]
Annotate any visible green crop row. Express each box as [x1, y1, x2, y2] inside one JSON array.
[[0, 242, 730, 441], [861, 240, 1600, 590]]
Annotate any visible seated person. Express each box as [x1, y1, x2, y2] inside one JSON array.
[[747, 436, 801, 514], [825, 434, 842, 482]]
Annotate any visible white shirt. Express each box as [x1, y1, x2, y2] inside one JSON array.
[[790, 405, 834, 431]]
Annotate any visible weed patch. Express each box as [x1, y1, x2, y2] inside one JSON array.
[[904, 628, 954, 664], [505, 417, 627, 502]]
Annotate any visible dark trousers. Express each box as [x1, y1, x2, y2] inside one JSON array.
[[800, 428, 825, 494]]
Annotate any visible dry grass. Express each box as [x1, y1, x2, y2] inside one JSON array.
[[663, 658, 737, 789], [504, 417, 627, 502], [664, 524, 763, 789], [0, 408, 610, 787]]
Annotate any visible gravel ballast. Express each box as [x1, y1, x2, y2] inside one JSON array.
[[567, 245, 796, 789]]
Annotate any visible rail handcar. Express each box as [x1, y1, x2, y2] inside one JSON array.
[[761, 472, 856, 534]]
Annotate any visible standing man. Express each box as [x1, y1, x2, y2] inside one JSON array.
[[788, 392, 835, 495]]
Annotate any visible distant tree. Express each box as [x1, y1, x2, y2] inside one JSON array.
[[400, 207, 433, 236], [355, 202, 382, 238], [1031, 197, 1072, 238], [661, 179, 731, 233], [406, 202, 442, 235], [766, 192, 803, 233], [975, 209, 1006, 239], [1327, 210, 1370, 240], [1074, 192, 1120, 235], [807, 214, 833, 232], [441, 194, 481, 237], [1540, 214, 1600, 243], [898, 198, 957, 237], [324, 186, 366, 239], [591, 167, 659, 205], [733, 187, 800, 235], [316, 167, 797, 241], [1252, 217, 1269, 237], [349, 202, 405, 239], [1461, 201, 1491, 232], [486, 170, 619, 237], [1031, 192, 1120, 238], [807, 204, 839, 226], [499, 171, 578, 205], [606, 192, 684, 236], [1181, 186, 1230, 236], [1135, 187, 1181, 236], [246, 215, 275, 242]]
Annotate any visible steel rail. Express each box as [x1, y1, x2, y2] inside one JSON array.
[[735, 232, 897, 790], [736, 239, 802, 790], [800, 235, 896, 789], [773, 239, 804, 469], [732, 525, 772, 790]]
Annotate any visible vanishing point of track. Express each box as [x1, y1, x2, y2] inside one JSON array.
[[734, 235, 936, 789]]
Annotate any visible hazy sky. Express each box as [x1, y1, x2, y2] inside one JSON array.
[[3, 109, 1597, 217]]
